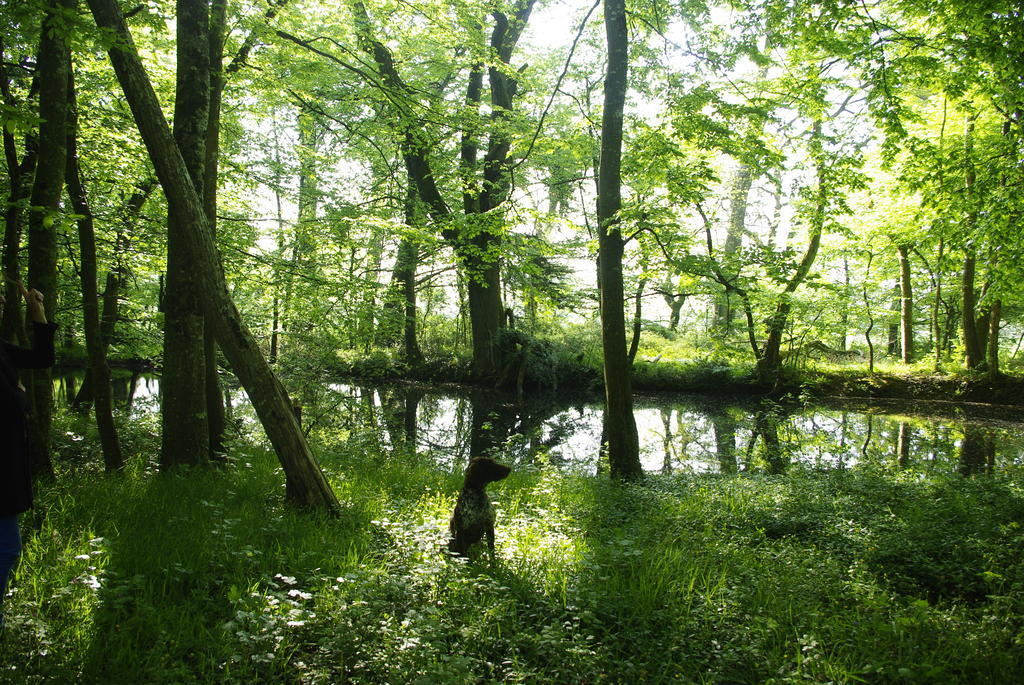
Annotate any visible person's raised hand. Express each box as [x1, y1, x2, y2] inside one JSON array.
[[18, 282, 46, 324]]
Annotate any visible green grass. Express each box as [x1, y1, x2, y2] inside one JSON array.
[[2, 425, 1023, 683]]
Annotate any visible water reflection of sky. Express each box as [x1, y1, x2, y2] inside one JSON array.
[[53, 373, 1024, 475]]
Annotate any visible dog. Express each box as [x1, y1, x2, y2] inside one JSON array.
[[447, 457, 511, 557]]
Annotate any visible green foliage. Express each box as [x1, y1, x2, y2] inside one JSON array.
[[3, 412, 1023, 682]]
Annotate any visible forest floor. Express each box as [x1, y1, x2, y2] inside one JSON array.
[[1, 411, 1022, 683]]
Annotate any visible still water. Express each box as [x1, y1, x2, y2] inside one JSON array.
[[54, 371, 1024, 475]]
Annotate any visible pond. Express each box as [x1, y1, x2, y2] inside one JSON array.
[[53, 370, 1024, 476]]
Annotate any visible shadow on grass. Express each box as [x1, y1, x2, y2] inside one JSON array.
[[68, 455, 374, 682]]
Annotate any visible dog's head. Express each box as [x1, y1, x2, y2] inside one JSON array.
[[464, 457, 511, 489]]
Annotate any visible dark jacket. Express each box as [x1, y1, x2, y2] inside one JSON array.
[[1, 322, 57, 516]]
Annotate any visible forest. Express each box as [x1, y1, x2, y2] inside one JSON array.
[[1, 0, 1023, 682]]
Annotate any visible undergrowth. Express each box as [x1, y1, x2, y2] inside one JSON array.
[[1, 422, 1023, 683]]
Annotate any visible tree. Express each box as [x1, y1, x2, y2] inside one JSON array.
[[343, 0, 535, 381], [26, 0, 73, 480], [161, 0, 211, 468], [66, 62, 123, 471], [714, 162, 753, 336], [896, 243, 914, 363], [86, 0, 339, 510], [597, 0, 640, 479]]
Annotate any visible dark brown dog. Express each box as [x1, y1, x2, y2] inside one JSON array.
[[448, 457, 511, 557]]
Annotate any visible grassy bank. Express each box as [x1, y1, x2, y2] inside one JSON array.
[[321, 344, 1024, 413], [2, 426, 1023, 683]]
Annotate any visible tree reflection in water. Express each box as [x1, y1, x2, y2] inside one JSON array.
[[51, 371, 1024, 475]]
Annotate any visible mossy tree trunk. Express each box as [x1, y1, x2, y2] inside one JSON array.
[[161, 0, 211, 468], [26, 0, 73, 480]]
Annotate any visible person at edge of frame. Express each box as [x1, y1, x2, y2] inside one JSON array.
[[0, 282, 57, 630]]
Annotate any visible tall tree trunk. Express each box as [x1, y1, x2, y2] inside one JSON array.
[[597, 0, 640, 480], [975, 286, 991, 356], [65, 66, 123, 471], [1, 140, 35, 345], [87, 0, 339, 510], [463, 258, 504, 379], [270, 126, 287, 362], [897, 244, 914, 363], [862, 253, 876, 373], [270, 294, 280, 363], [961, 116, 986, 371], [162, 0, 211, 468], [714, 163, 752, 336], [26, 0, 73, 480], [839, 257, 850, 350], [203, 0, 228, 455], [377, 177, 422, 361]]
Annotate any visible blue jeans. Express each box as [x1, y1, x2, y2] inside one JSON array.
[[0, 515, 21, 612]]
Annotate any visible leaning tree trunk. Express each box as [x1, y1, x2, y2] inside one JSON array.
[[65, 65, 123, 471], [597, 0, 640, 480], [87, 0, 339, 510], [26, 0, 73, 481]]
